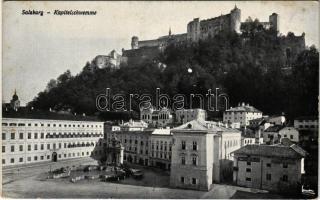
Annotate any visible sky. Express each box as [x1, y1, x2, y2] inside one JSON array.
[[3, 1, 319, 105]]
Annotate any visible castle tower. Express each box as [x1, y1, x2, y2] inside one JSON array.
[[230, 5, 241, 33], [187, 18, 200, 42], [131, 36, 139, 49], [269, 13, 279, 32]]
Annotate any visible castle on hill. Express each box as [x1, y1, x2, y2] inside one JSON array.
[[93, 6, 305, 69]]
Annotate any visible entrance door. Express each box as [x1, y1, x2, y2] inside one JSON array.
[[52, 152, 58, 162]]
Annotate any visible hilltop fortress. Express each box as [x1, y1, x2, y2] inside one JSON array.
[[93, 6, 305, 69]]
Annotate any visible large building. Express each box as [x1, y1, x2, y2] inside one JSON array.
[[175, 109, 207, 124], [170, 120, 241, 191], [232, 144, 306, 194], [140, 107, 173, 128], [2, 112, 104, 166], [104, 121, 173, 169], [223, 102, 262, 127]]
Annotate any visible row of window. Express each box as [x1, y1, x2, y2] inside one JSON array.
[[181, 141, 198, 151], [181, 155, 198, 166], [2, 151, 92, 165], [245, 174, 288, 182], [2, 122, 102, 128], [180, 176, 198, 185], [2, 132, 102, 140], [225, 112, 261, 115], [2, 142, 98, 153], [246, 161, 287, 168], [151, 151, 171, 160]]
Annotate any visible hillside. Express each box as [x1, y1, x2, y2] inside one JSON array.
[[28, 29, 319, 120]]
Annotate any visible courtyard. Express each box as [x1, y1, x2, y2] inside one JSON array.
[[2, 157, 283, 199]]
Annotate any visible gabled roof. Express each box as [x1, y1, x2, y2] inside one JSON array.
[[172, 120, 241, 133], [232, 144, 307, 159], [173, 120, 208, 131], [264, 125, 284, 132]]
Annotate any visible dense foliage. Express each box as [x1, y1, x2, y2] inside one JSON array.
[[29, 29, 319, 121]]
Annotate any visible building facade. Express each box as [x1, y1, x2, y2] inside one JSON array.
[[223, 103, 263, 127], [2, 117, 104, 166], [175, 109, 207, 124], [232, 144, 306, 194], [140, 107, 173, 128], [170, 120, 241, 191]]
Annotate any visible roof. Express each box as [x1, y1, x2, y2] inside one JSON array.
[[225, 104, 262, 113], [295, 116, 318, 121], [232, 144, 307, 159], [172, 120, 240, 133], [2, 108, 102, 122], [264, 125, 284, 132]]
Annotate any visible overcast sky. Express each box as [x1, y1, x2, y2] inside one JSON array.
[[3, 1, 319, 105]]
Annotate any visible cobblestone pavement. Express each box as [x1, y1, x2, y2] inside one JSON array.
[[2, 157, 283, 199]]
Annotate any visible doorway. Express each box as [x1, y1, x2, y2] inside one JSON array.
[[52, 152, 58, 162]]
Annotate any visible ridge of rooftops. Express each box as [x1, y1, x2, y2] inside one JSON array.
[[232, 144, 307, 159], [2, 107, 102, 122], [172, 119, 241, 133], [294, 116, 318, 120], [224, 102, 262, 113]]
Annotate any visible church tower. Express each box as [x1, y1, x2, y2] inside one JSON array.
[[10, 89, 20, 110]]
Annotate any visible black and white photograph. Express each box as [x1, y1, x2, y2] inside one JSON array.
[[1, 1, 319, 199]]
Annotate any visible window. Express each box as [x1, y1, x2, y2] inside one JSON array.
[[28, 133, 31, 139], [41, 144, 44, 150], [2, 133, 6, 140], [283, 163, 288, 168], [246, 168, 251, 172], [34, 133, 38, 139], [10, 158, 14, 163], [28, 145, 31, 151], [290, 135, 293, 139], [19, 157, 23, 162], [47, 144, 50, 149], [192, 156, 197, 166], [34, 156, 38, 161], [192, 141, 198, 151], [11, 133, 15, 140], [282, 175, 288, 182], [19, 133, 24, 139], [2, 146, 5, 153], [19, 145, 23, 151], [266, 173, 271, 181], [34, 144, 38, 150], [41, 133, 44, 139], [247, 162, 251, 166], [181, 156, 186, 165], [2, 159, 5, 164], [284, 134, 287, 138], [40, 156, 44, 160], [266, 163, 271, 167], [180, 177, 185, 184], [246, 177, 251, 181], [11, 145, 14, 152], [192, 178, 197, 185], [27, 157, 31, 161], [181, 141, 186, 150]]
